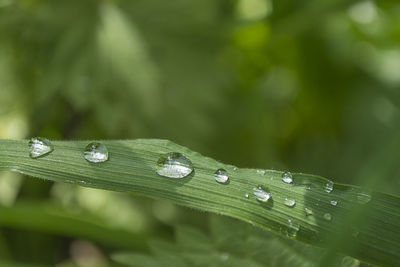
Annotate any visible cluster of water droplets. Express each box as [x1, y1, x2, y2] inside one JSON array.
[[28, 137, 109, 163], [325, 180, 334, 193], [27, 137, 377, 240]]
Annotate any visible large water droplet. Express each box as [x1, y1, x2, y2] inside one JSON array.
[[253, 186, 271, 202], [84, 142, 109, 163], [214, 168, 229, 184], [282, 172, 293, 184], [156, 152, 194, 178], [325, 180, 334, 193], [28, 137, 54, 158], [305, 208, 313, 216], [284, 197, 296, 207], [357, 191, 371, 204], [323, 213, 332, 221], [330, 200, 338, 206]]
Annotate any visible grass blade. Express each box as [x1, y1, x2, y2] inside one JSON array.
[[0, 139, 399, 266]]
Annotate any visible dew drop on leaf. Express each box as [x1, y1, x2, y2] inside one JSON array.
[[284, 197, 296, 207], [214, 168, 229, 184], [282, 172, 293, 184], [28, 137, 54, 158], [282, 219, 300, 238], [325, 180, 334, 193], [156, 152, 193, 178], [84, 142, 109, 163], [245, 193, 249, 198], [330, 200, 338, 206], [253, 186, 271, 202], [357, 191, 371, 204], [305, 208, 313, 216]]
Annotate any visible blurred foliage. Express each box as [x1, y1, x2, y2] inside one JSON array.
[[0, 0, 400, 265], [112, 215, 359, 267]]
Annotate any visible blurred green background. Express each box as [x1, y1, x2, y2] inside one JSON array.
[[0, 0, 399, 266]]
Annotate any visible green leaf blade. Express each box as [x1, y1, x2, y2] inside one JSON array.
[[0, 139, 399, 266]]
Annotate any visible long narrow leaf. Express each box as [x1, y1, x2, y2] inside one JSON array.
[[0, 139, 399, 266]]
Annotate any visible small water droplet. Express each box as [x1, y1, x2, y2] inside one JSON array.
[[357, 191, 371, 204], [306, 185, 311, 190], [284, 197, 296, 207], [233, 167, 237, 171], [305, 208, 313, 216], [285, 219, 300, 238], [330, 200, 338, 206], [325, 180, 334, 193], [156, 152, 194, 178], [256, 169, 266, 175], [245, 193, 249, 198], [28, 137, 54, 158], [282, 172, 293, 184], [214, 168, 229, 184], [253, 186, 271, 202], [84, 142, 109, 163], [323, 213, 332, 221]]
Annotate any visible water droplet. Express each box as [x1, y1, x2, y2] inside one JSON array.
[[245, 193, 249, 198], [28, 137, 54, 158], [156, 152, 194, 178], [305, 208, 313, 216], [285, 219, 300, 238], [282, 172, 293, 184], [214, 168, 229, 184], [357, 191, 371, 204], [325, 180, 334, 193], [330, 200, 338, 206], [323, 213, 332, 221], [284, 197, 296, 207], [233, 167, 237, 171], [256, 169, 266, 175], [84, 142, 109, 163], [253, 186, 271, 202]]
